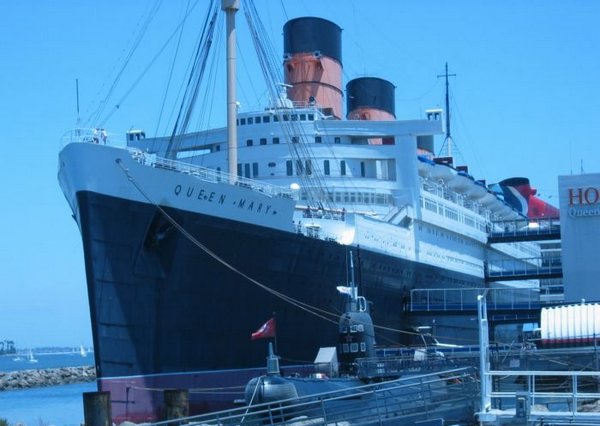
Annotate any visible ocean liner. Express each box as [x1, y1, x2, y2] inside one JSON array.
[[58, 0, 555, 422]]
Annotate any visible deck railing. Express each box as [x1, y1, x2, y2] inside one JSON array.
[[61, 131, 294, 199]]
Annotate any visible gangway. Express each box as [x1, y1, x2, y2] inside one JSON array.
[[488, 217, 560, 243], [486, 256, 563, 282], [410, 287, 542, 313]]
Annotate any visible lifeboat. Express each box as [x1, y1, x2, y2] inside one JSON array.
[[428, 162, 456, 183], [497, 201, 515, 218], [417, 155, 435, 177], [503, 207, 521, 220], [487, 198, 506, 214], [464, 180, 487, 199], [447, 171, 473, 191], [479, 190, 499, 207]]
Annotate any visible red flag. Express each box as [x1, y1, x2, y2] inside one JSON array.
[[251, 317, 276, 340]]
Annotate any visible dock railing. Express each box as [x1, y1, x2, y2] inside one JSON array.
[[479, 370, 600, 425], [147, 367, 478, 426]]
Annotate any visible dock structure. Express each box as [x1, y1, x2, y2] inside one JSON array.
[[140, 367, 478, 426], [476, 293, 600, 425], [477, 370, 600, 425], [486, 217, 563, 297]]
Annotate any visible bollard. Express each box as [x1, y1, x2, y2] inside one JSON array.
[[83, 391, 112, 426], [164, 389, 189, 423]]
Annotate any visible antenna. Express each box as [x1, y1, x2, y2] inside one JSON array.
[[75, 78, 81, 127], [349, 250, 357, 300], [437, 62, 456, 157]]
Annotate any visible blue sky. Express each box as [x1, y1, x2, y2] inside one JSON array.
[[1, 0, 598, 348]]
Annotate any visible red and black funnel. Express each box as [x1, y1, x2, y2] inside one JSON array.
[[498, 177, 559, 219]]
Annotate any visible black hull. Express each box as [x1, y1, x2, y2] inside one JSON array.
[[77, 190, 483, 420]]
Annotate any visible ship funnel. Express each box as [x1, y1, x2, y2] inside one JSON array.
[[346, 77, 396, 121], [283, 17, 343, 119], [497, 177, 560, 219]]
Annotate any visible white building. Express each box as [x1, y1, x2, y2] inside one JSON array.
[[558, 173, 600, 302]]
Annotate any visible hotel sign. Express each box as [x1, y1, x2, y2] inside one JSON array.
[[568, 187, 600, 217]]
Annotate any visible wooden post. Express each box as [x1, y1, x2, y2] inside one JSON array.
[[164, 389, 189, 423], [83, 391, 112, 426]]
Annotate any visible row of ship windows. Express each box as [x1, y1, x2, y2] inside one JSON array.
[[421, 197, 487, 232], [245, 136, 341, 146], [286, 159, 362, 177], [237, 113, 316, 126], [236, 159, 367, 178], [301, 191, 392, 205]]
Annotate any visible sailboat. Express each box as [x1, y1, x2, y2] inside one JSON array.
[[27, 349, 37, 364], [80, 344, 87, 357]]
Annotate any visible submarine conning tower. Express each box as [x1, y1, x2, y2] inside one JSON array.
[[283, 17, 343, 119], [346, 77, 396, 121]]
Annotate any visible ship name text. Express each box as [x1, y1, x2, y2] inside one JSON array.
[[174, 184, 226, 204], [173, 184, 278, 215]]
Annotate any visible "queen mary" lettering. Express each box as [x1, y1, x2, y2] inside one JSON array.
[[174, 184, 226, 204]]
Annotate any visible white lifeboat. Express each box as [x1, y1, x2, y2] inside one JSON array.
[[487, 198, 506, 214], [464, 180, 487, 199], [447, 171, 473, 191], [497, 202, 514, 218], [417, 155, 435, 177], [479, 190, 498, 207], [507, 209, 523, 220], [429, 162, 456, 183]]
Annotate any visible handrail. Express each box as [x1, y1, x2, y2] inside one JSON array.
[[485, 370, 600, 419], [61, 134, 294, 199], [147, 367, 478, 426], [128, 149, 293, 198]]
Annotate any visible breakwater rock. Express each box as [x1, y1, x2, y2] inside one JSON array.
[[0, 366, 96, 390]]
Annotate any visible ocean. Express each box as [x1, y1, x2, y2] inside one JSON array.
[[0, 352, 96, 426]]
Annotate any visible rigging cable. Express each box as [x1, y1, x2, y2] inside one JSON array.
[[116, 156, 433, 342], [243, 0, 336, 212], [154, 0, 193, 138], [92, 1, 203, 128], [87, 0, 163, 127], [166, 0, 219, 157], [116, 157, 340, 326]]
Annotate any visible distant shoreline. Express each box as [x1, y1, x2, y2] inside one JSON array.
[[0, 366, 96, 391]]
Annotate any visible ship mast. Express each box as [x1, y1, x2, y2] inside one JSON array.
[[437, 62, 456, 157], [223, 0, 239, 183]]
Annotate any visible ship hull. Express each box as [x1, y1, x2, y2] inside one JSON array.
[[76, 189, 484, 421]]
